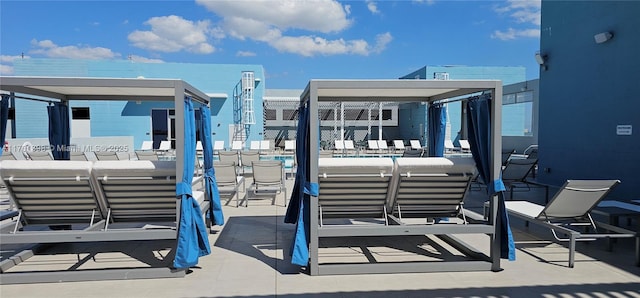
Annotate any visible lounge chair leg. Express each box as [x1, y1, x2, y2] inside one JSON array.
[[636, 236, 640, 267], [569, 234, 576, 268]]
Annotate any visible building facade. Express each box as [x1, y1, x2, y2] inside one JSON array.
[[537, 1, 640, 199]]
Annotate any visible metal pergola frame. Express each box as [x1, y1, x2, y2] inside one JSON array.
[[300, 79, 503, 275], [0, 76, 210, 283]]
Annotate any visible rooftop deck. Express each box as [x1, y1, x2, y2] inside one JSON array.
[[1, 176, 639, 297]]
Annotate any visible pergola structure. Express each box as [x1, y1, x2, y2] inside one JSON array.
[[0, 76, 210, 180], [0, 76, 211, 283], [296, 79, 505, 275]]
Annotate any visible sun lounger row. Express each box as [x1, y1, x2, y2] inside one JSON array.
[[317, 157, 476, 226], [0, 160, 209, 244]]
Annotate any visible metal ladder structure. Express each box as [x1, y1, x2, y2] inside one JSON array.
[[232, 71, 256, 145]]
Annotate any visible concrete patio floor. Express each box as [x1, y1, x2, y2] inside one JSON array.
[[1, 177, 639, 298]]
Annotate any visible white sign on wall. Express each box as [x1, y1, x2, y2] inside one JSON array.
[[616, 125, 632, 136]]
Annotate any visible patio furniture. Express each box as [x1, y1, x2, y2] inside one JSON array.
[[377, 140, 389, 153], [504, 180, 638, 268], [136, 150, 159, 161], [502, 149, 515, 166], [387, 157, 475, 224], [250, 140, 261, 151], [94, 151, 120, 160], [26, 151, 53, 160], [410, 140, 422, 150], [231, 140, 244, 151], [459, 140, 471, 153], [92, 160, 208, 225], [317, 157, 394, 226], [284, 140, 296, 154], [402, 149, 423, 157], [240, 150, 260, 175], [393, 140, 406, 153], [213, 140, 225, 153], [0, 160, 103, 234], [70, 151, 88, 161], [213, 162, 245, 207], [140, 140, 154, 151], [217, 150, 239, 166], [444, 140, 458, 153], [502, 158, 538, 199], [246, 160, 286, 207]]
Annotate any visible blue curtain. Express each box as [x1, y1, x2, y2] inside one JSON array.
[[466, 94, 515, 260], [173, 96, 212, 269], [199, 106, 224, 226], [47, 102, 70, 160], [284, 104, 318, 266], [0, 95, 9, 158], [427, 103, 447, 157]]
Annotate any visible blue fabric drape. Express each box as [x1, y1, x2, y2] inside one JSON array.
[[284, 104, 318, 266], [0, 95, 9, 157], [466, 94, 516, 261], [47, 102, 70, 160], [199, 106, 224, 226], [427, 103, 447, 157], [173, 96, 212, 269]]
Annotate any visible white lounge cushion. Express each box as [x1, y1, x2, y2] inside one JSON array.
[[319, 158, 393, 176], [92, 160, 175, 177], [395, 157, 475, 175], [0, 160, 92, 178]]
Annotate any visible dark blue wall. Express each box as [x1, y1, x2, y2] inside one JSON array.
[[538, 1, 640, 200]]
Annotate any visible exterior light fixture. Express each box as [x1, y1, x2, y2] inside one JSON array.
[[594, 31, 613, 44], [534, 51, 546, 65]]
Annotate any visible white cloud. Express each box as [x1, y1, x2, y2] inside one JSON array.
[[491, 28, 540, 40], [128, 55, 164, 63], [128, 15, 217, 54], [492, 0, 540, 40], [372, 32, 393, 54], [1, 55, 31, 75], [196, 0, 390, 56], [412, 0, 435, 5], [366, 1, 380, 14], [236, 51, 257, 57], [0, 64, 14, 75], [30, 39, 120, 59], [196, 0, 351, 33], [1, 55, 30, 63]]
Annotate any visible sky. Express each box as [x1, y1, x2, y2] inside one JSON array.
[[0, 0, 542, 89]]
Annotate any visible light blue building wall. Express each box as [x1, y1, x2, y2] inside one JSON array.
[[537, 1, 640, 200], [399, 65, 526, 144], [11, 59, 265, 150]]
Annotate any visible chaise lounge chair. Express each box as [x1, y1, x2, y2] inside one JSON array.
[[213, 161, 245, 207], [317, 157, 394, 226], [0, 160, 104, 238], [387, 157, 476, 224], [246, 160, 286, 207], [91, 160, 208, 229], [503, 179, 638, 268], [502, 158, 539, 200]]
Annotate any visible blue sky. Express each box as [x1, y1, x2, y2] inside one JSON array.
[[0, 0, 541, 89]]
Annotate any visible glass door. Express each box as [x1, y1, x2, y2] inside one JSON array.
[[151, 109, 175, 149]]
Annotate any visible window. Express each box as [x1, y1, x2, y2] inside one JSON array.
[[264, 109, 277, 120], [502, 91, 534, 136], [283, 109, 298, 121], [502, 102, 533, 136], [382, 109, 392, 120], [71, 107, 90, 119]]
